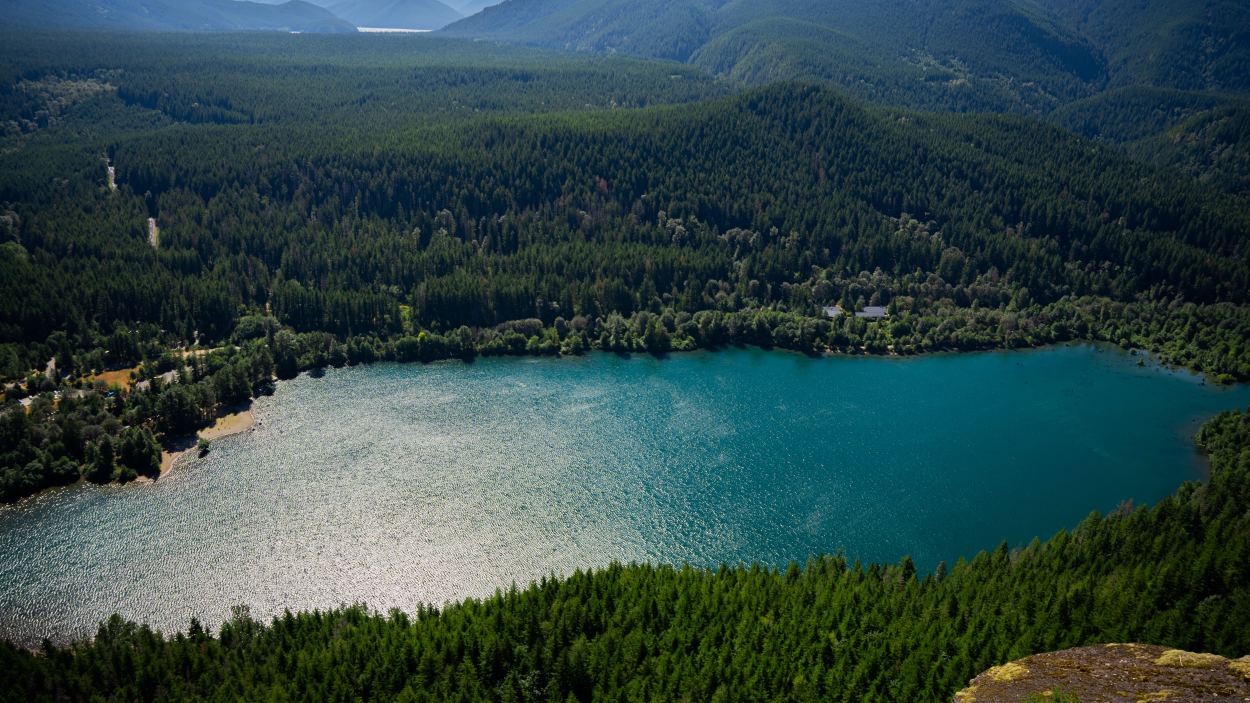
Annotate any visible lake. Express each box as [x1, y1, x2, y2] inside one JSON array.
[[2, 345, 1248, 645]]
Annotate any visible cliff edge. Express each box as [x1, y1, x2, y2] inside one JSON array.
[[955, 643, 1250, 702]]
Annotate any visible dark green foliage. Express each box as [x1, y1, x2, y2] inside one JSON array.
[[85, 434, 115, 484], [116, 425, 161, 479], [445, 0, 1105, 113], [0, 31, 722, 127], [1043, 0, 1250, 92], [1136, 105, 1250, 199], [1054, 87, 1236, 143], [0, 342, 278, 501], [0, 391, 125, 499], [3, 409, 1249, 701], [5, 55, 1248, 357], [444, 0, 1250, 187], [444, 0, 1249, 113], [1055, 88, 1250, 198]]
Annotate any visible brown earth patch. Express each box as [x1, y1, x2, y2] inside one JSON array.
[[87, 365, 140, 390]]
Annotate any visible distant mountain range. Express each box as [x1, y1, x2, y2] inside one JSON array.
[[448, 0, 503, 16], [441, 0, 1250, 111], [4, 0, 358, 33], [6, 0, 1245, 184], [4, 0, 506, 32], [11, 0, 1242, 94], [312, 0, 463, 29], [433, 0, 1250, 197]]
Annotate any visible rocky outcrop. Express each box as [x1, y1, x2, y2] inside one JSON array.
[[955, 643, 1250, 702]]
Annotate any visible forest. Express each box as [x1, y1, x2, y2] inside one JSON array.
[[2, 406, 1248, 701], [2, 31, 1250, 501]]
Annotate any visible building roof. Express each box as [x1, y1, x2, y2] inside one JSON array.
[[855, 306, 888, 319]]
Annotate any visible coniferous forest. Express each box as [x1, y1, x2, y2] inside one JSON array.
[[1, 22, 1250, 702]]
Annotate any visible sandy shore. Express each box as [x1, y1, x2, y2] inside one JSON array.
[[199, 407, 255, 441], [160, 404, 256, 475], [158, 450, 180, 475]]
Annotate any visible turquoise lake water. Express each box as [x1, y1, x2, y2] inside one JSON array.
[[2, 345, 1248, 645]]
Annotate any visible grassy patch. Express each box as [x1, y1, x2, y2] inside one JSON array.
[[1154, 649, 1227, 668], [986, 661, 1030, 682]]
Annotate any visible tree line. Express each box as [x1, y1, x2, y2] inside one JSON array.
[[3, 74, 1248, 377]]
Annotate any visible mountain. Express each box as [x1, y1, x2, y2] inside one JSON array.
[[445, 0, 503, 17], [1052, 87, 1250, 198], [442, 0, 1250, 111], [440, 0, 1106, 111], [1039, 0, 1250, 92], [440, 0, 1250, 189], [4, 0, 357, 33], [321, 0, 463, 29]]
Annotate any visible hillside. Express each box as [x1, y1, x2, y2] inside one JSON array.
[[1054, 88, 1250, 198], [322, 0, 463, 29], [451, 0, 503, 16], [444, 0, 1249, 98], [441, 0, 1250, 192], [5, 68, 1250, 357], [442, 0, 1104, 112], [1040, 0, 1250, 92], [1138, 104, 1250, 199], [3, 0, 357, 33]]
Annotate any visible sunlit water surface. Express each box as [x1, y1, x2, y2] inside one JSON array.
[[3, 345, 1249, 644]]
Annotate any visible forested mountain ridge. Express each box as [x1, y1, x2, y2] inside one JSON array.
[[443, 0, 1107, 113], [1040, 0, 1250, 93], [444, 0, 1249, 98], [1055, 87, 1250, 199], [3, 0, 358, 33], [5, 52, 1248, 359], [442, 0, 1250, 191], [3, 407, 1249, 701]]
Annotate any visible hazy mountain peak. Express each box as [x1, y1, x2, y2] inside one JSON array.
[[6, 0, 358, 33]]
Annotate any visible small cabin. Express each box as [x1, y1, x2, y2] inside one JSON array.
[[855, 306, 888, 320], [822, 305, 844, 319]]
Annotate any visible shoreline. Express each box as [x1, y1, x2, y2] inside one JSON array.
[[160, 404, 256, 475], [2, 341, 1241, 505], [3, 348, 1247, 649]]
